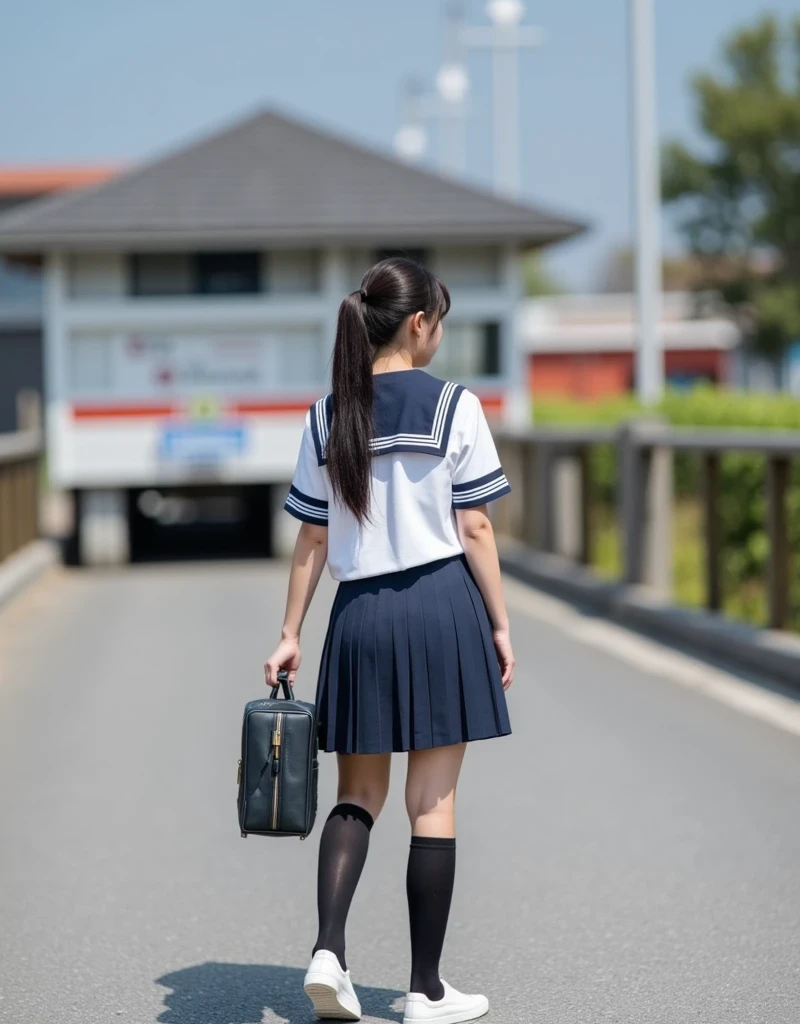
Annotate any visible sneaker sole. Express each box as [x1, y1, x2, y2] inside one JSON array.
[[402, 996, 489, 1024], [304, 978, 361, 1021]]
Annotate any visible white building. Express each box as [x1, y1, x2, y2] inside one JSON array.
[[0, 108, 582, 564]]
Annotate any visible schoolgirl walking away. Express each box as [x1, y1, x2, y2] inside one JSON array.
[[265, 257, 515, 1024]]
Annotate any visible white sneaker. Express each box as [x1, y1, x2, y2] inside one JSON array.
[[303, 949, 362, 1020], [403, 979, 489, 1024]]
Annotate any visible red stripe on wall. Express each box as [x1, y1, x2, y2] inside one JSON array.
[[70, 399, 318, 420], [71, 392, 507, 420], [71, 403, 178, 419], [231, 400, 318, 415]]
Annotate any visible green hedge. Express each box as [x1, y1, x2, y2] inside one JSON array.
[[532, 387, 800, 630]]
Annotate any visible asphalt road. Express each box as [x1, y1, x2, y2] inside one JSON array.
[[1, 561, 799, 1024]]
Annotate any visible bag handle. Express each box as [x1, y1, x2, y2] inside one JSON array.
[[270, 669, 293, 701]]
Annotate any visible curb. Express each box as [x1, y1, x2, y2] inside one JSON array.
[[0, 540, 60, 612], [499, 540, 800, 692]]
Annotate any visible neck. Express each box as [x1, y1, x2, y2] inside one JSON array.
[[372, 350, 414, 374]]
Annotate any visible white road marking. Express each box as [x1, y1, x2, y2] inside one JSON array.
[[503, 577, 800, 740]]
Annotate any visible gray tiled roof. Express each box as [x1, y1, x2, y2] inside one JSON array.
[[0, 108, 585, 250]]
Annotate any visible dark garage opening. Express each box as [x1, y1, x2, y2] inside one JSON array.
[[128, 484, 274, 562]]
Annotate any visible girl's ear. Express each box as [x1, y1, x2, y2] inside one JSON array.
[[410, 311, 426, 337]]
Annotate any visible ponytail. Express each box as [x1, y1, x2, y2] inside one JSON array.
[[327, 257, 451, 523], [327, 291, 375, 524]]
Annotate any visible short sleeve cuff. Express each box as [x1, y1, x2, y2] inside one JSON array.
[[452, 467, 511, 509], [284, 485, 329, 526]]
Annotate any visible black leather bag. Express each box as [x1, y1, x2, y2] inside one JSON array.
[[237, 671, 319, 839]]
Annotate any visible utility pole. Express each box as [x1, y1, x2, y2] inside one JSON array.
[[463, 0, 544, 197], [630, 0, 664, 402]]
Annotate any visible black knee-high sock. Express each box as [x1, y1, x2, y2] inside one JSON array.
[[312, 802, 374, 971], [407, 836, 456, 1001]]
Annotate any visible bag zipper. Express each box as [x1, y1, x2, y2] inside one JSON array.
[[271, 713, 283, 830]]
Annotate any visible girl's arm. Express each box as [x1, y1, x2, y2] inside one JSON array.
[[455, 504, 515, 689], [264, 522, 328, 688]]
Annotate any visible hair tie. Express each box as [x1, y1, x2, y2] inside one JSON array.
[[359, 288, 368, 303]]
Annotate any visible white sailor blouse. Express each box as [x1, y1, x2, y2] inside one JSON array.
[[284, 369, 511, 581]]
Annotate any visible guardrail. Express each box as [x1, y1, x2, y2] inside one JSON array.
[[494, 421, 800, 631], [0, 394, 43, 564]]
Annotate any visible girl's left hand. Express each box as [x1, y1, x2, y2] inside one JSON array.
[[264, 636, 302, 689]]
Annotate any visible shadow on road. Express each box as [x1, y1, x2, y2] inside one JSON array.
[[155, 962, 405, 1024]]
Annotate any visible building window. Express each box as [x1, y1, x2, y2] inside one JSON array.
[[129, 252, 262, 296], [196, 252, 260, 295], [433, 322, 501, 379]]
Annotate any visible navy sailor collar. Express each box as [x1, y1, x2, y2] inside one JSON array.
[[309, 369, 464, 466]]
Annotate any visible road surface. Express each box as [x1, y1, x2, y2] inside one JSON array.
[[1, 561, 799, 1024]]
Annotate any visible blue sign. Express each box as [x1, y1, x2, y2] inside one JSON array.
[[160, 423, 246, 462]]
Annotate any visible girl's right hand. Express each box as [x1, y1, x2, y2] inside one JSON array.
[[264, 636, 302, 689], [493, 629, 515, 690]]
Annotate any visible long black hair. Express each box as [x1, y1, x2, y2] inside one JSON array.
[[327, 256, 451, 523]]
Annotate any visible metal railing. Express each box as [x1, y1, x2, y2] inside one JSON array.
[[494, 421, 800, 631], [0, 393, 43, 564]]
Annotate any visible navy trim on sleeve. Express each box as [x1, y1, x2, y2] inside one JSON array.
[[309, 395, 333, 466], [284, 485, 329, 526], [452, 467, 511, 509]]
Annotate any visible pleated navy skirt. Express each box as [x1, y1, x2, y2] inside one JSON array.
[[315, 554, 512, 754]]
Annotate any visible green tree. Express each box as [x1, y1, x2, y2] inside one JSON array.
[[662, 15, 800, 354]]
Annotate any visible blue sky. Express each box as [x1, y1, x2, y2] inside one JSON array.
[[1, 0, 795, 289]]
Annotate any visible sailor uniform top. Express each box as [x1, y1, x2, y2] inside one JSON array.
[[284, 369, 511, 582]]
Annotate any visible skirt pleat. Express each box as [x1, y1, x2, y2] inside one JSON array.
[[315, 554, 512, 754]]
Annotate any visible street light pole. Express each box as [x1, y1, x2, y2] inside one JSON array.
[[630, 0, 664, 403]]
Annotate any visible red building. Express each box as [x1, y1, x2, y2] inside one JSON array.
[[519, 292, 741, 399]]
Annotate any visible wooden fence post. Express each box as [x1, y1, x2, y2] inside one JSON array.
[[578, 446, 592, 566], [618, 420, 673, 597], [493, 439, 513, 538], [643, 443, 673, 597], [702, 452, 722, 612], [766, 457, 791, 630], [618, 422, 644, 584], [522, 442, 538, 547], [553, 454, 583, 561], [534, 442, 554, 551]]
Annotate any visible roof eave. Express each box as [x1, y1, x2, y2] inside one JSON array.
[[0, 220, 586, 253]]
